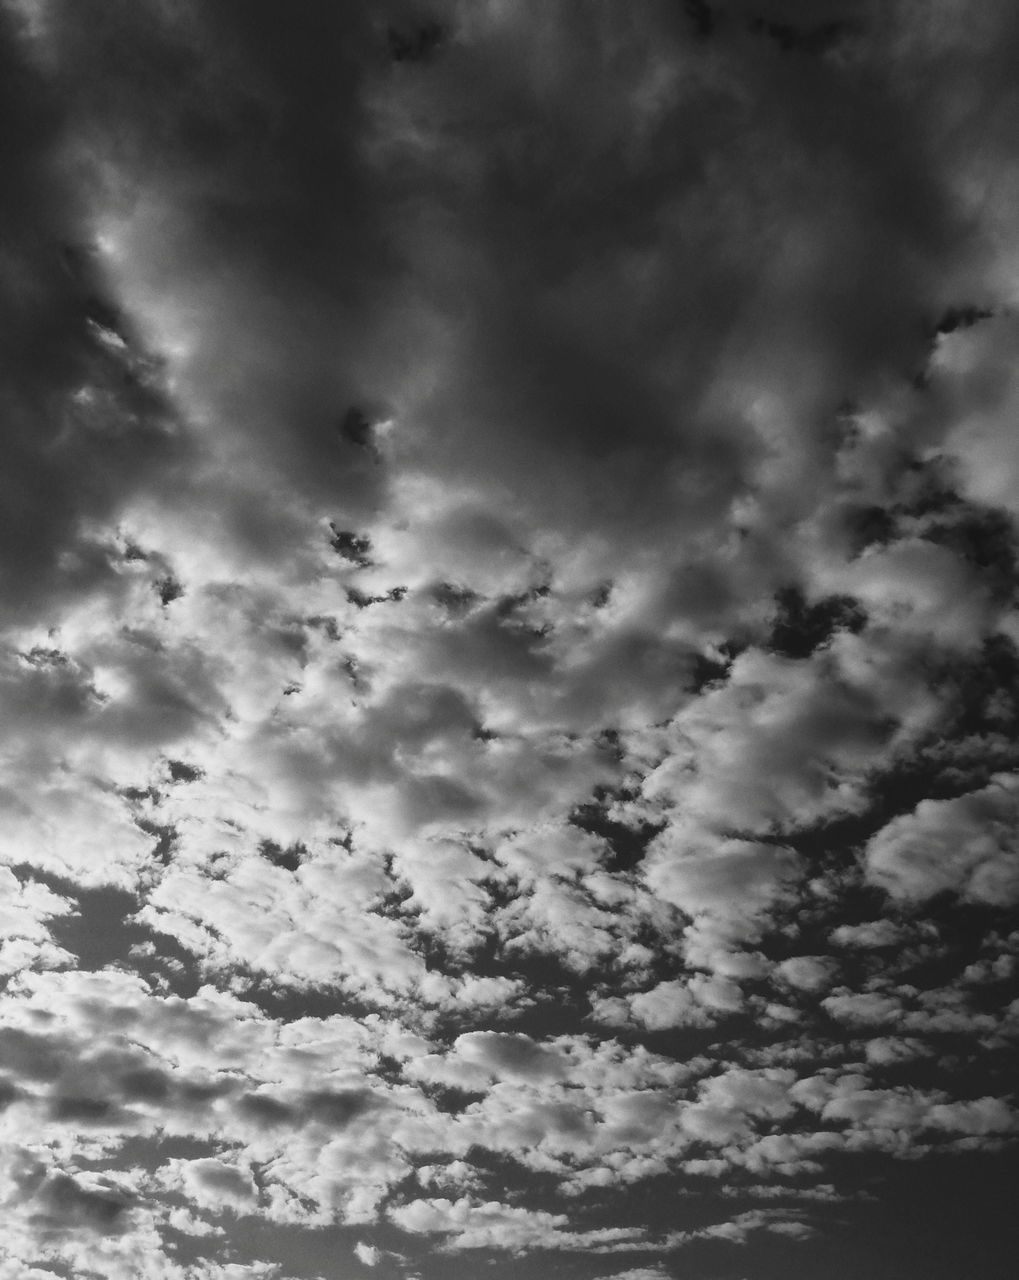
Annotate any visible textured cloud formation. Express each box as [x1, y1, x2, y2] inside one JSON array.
[[1, 2, 1019, 1279], [865, 775, 1019, 903]]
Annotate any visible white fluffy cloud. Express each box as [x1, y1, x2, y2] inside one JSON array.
[[865, 774, 1019, 903]]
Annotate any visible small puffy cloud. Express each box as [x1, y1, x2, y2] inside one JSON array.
[[353, 1242, 380, 1267], [864, 774, 1019, 903], [621, 979, 717, 1030], [774, 956, 838, 992], [822, 992, 905, 1027], [595, 1270, 670, 1280], [790, 1074, 1015, 1143], [934, 316, 1019, 517], [643, 827, 801, 921], [828, 540, 996, 647], [389, 838, 495, 950], [699, 1208, 813, 1243], [0, 869, 76, 976], [414, 1162, 481, 1195], [0, 782, 153, 891], [829, 919, 911, 949], [863, 1037, 934, 1066], [680, 1068, 796, 1146], [451, 1032, 569, 1082], [165, 1206, 223, 1238], [639, 648, 894, 833], [641, 822, 801, 977], [926, 1096, 1016, 1136], [136, 845, 427, 1002], [159, 1159, 257, 1214]]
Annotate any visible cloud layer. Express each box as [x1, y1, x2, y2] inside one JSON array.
[[1, 2, 1019, 1278]]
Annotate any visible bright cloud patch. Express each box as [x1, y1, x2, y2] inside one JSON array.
[[865, 775, 1019, 904]]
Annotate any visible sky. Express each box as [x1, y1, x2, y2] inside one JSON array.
[[1, 0, 1019, 1276]]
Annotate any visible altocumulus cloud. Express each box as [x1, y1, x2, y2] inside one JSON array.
[[1, 2, 1019, 1278]]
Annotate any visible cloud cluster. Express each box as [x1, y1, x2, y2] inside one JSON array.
[[2, 1, 1019, 1277]]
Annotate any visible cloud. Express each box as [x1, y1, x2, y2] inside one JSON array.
[[388, 1196, 657, 1254], [865, 774, 1019, 903], [615, 979, 719, 1031], [594, 1270, 670, 1280], [928, 317, 1019, 516], [775, 956, 838, 992], [0, 1, 1019, 1276], [639, 646, 898, 834], [822, 992, 905, 1028], [388, 1194, 814, 1254], [159, 1159, 257, 1214], [638, 820, 801, 978], [354, 1241, 380, 1267], [829, 919, 912, 949], [680, 1068, 796, 1146], [863, 1037, 934, 1066], [449, 1032, 569, 1082], [0, 869, 76, 977]]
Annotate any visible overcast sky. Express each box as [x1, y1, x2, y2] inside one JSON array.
[[2, 1, 1019, 1277]]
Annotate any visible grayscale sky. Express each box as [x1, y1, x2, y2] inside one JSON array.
[[1, 2, 1018, 1278]]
